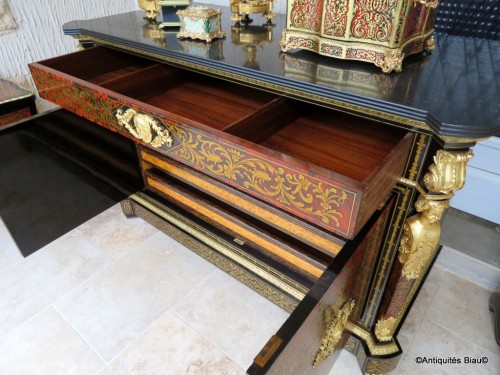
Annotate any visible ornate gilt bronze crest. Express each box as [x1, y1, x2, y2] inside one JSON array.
[[115, 106, 174, 148]]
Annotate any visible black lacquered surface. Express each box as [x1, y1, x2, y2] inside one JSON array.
[[435, 0, 500, 40], [0, 110, 143, 256], [62, 8, 500, 139]]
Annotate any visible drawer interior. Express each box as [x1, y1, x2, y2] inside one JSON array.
[[32, 46, 411, 238], [225, 103, 410, 183], [40, 47, 158, 84], [40, 47, 278, 131], [38, 47, 408, 182]]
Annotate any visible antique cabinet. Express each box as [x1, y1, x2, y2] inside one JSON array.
[[280, 0, 438, 72], [28, 7, 499, 375], [0, 78, 37, 127]]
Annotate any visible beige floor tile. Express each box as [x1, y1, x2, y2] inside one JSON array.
[[55, 231, 217, 362], [98, 310, 244, 375], [0, 307, 104, 375], [76, 204, 159, 260], [397, 318, 500, 375], [0, 248, 7, 267], [328, 350, 362, 375], [398, 265, 447, 351], [0, 231, 112, 338], [173, 269, 290, 369], [0, 217, 22, 259], [425, 269, 500, 356]]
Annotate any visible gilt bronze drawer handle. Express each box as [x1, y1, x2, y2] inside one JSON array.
[[115, 106, 174, 148], [312, 298, 355, 368]]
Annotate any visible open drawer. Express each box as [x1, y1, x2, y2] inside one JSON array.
[[30, 46, 412, 239]]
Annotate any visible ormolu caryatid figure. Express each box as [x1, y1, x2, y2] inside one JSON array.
[[398, 196, 450, 280]]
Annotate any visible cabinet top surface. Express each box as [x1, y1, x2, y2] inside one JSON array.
[[62, 7, 500, 141], [0, 78, 34, 104]]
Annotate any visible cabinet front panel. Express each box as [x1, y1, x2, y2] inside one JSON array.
[[248, 196, 395, 374]]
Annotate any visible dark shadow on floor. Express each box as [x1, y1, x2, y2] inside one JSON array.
[[441, 207, 500, 268], [0, 109, 143, 257]]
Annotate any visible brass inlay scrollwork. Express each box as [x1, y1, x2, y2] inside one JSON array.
[[312, 298, 355, 368], [170, 127, 353, 234], [115, 107, 174, 148]]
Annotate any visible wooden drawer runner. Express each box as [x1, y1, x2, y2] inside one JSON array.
[[29, 46, 412, 239]]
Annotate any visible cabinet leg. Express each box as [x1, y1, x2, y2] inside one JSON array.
[[343, 332, 401, 374], [375, 149, 474, 342], [120, 198, 135, 218]]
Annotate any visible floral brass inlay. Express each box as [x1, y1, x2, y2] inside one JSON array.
[[169, 127, 354, 234], [350, 0, 398, 43], [31, 65, 356, 236]]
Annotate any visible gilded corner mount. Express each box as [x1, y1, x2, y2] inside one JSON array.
[[375, 49, 404, 74], [312, 299, 355, 368], [374, 316, 398, 342], [399, 196, 450, 280], [375, 149, 473, 342], [399, 149, 473, 280], [424, 150, 474, 194]]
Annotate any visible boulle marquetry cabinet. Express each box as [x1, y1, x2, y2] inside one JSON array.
[[0, 78, 37, 127], [27, 5, 499, 374], [280, 0, 438, 73]]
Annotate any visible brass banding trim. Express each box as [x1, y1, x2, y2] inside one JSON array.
[[141, 151, 343, 257], [70, 36, 427, 128], [346, 322, 400, 356], [70, 35, 491, 145], [146, 176, 324, 279], [130, 192, 308, 300]]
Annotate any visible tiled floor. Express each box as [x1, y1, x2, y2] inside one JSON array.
[[0, 204, 498, 374]]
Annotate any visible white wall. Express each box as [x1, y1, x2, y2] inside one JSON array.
[[0, 0, 139, 100], [451, 138, 500, 225], [0, 0, 286, 84]]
